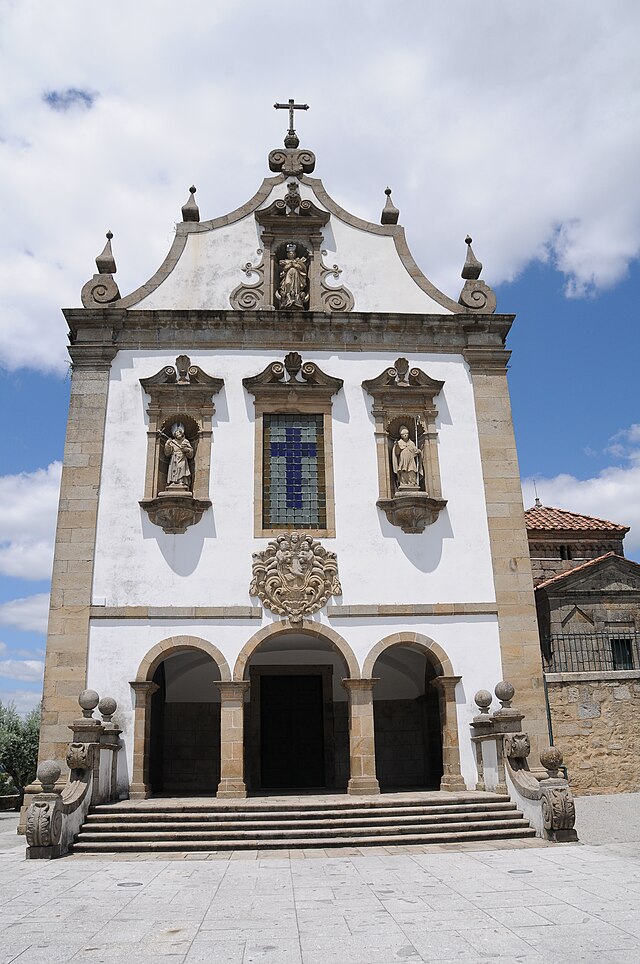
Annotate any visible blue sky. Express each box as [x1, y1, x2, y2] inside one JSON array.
[[0, 0, 639, 711]]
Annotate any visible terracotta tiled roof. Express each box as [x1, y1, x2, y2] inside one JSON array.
[[525, 505, 629, 534], [534, 552, 618, 590]]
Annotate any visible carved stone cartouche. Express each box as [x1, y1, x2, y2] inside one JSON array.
[[250, 532, 342, 624]]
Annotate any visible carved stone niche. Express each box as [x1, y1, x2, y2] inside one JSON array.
[[230, 181, 354, 312], [362, 357, 447, 534], [139, 355, 223, 534]]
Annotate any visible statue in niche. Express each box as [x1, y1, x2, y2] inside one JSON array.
[[392, 425, 423, 490], [276, 242, 309, 309], [163, 424, 194, 490]]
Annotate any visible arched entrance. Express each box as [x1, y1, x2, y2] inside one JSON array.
[[130, 636, 231, 799], [235, 624, 359, 793], [369, 644, 443, 790], [363, 633, 466, 793]]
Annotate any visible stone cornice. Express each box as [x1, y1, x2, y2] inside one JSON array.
[[63, 309, 514, 356]]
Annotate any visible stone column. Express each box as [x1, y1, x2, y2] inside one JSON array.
[[216, 681, 250, 798], [343, 679, 380, 795], [38, 345, 116, 771], [464, 347, 548, 759], [431, 676, 466, 791], [129, 681, 158, 800]]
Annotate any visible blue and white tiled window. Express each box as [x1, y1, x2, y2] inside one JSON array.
[[263, 414, 326, 528]]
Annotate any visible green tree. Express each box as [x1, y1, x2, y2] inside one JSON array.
[[0, 702, 40, 808]]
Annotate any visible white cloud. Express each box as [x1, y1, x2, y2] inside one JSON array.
[[0, 660, 44, 684], [0, 2, 639, 372], [522, 423, 640, 558], [0, 688, 42, 714], [0, 594, 50, 634], [0, 463, 61, 579]]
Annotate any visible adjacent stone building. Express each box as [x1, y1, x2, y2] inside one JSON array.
[[36, 118, 549, 810], [525, 503, 640, 793]]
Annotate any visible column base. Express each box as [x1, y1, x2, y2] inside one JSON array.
[[439, 775, 467, 792], [347, 777, 380, 795], [217, 780, 247, 799], [128, 783, 151, 800]]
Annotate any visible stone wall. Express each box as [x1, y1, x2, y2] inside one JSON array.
[[547, 674, 640, 794]]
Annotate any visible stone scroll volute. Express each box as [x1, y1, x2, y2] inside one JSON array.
[[139, 356, 224, 534], [362, 358, 447, 533]]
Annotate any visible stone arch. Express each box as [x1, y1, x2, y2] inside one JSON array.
[[362, 631, 453, 679], [233, 620, 360, 681], [135, 634, 231, 683]]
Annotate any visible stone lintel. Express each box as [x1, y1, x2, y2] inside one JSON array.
[[62, 309, 514, 355], [545, 670, 640, 683], [327, 602, 498, 617], [89, 606, 262, 619]]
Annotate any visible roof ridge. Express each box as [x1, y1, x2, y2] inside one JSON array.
[[535, 551, 626, 590], [524, 504, 629, 532]]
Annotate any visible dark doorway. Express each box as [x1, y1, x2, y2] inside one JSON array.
[[260, 674, 325, 789]]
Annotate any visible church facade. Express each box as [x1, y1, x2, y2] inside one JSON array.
[[38, 122, 548, 803]]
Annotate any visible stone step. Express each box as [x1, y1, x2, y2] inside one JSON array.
[[72, 825, 536, 853], [90, 793, 508, 816], [83, 809, 525, 834], [85, 802, 518, 825], [76, 817, 531, 843]]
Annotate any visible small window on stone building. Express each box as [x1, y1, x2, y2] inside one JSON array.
[[610, 638, 634, 671], [263, 414, 326, 529]]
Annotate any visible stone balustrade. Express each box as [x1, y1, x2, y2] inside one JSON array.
[[25, 690, 122, 859], [470, 681, 578, 843]]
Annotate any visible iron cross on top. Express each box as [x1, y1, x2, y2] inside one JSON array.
[[274, 98, 309, 135]]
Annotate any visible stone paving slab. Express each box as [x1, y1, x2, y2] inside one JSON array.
[[3, 798, 640, 962]]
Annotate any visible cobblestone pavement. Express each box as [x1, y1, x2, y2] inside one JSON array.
[[1, 802, 640, 963]]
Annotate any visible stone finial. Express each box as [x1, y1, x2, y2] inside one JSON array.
[[78, 689, 100, 719], [381, 187, 399, 225], [458, 235, 497, 313], [540, 745, 563, 779], [37, 760, 61, 792], [81, 232, 121, 307], [98, 696, 117, 723], [474, 689, 492, 715], [95, 231, 117, 274], [494, 680, 515, 709], [461, 235, 482, 280], [181, 185, 200, 223]]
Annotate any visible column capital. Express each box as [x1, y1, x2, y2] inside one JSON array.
[[341, 677, 379, 692], [129, 680, 159, 706], [431, 675, 461, 695], [215, 680, 250, 701]]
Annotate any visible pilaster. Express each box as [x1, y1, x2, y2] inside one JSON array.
[[216, 681, 250, 798], [431, 676, 466, 791], [342, 678, 381, 795]]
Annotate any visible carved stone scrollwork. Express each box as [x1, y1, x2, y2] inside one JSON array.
[[268, 148, 316, 176], [229, 252, 266, 310], [81, 231, 121, 307], [458, 236, 497, 313], [319, 253, 354, 312], [504, 732, 531, 760], [25, 798, 63, 849], [66, 742, 92, 771], [250, 532, 342, 624], [541, 786, 576, 834]]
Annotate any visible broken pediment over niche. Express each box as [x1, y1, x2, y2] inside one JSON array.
[[243, 351, 343, 405], [548, 556, 640, 596], [362, 358, 447, 534], [139, 355, 223, 534], [229, 180, 354, 313]]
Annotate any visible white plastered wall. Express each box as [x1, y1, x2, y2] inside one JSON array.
[[134, 181, 450, 314], [92, 350, 495, 608]]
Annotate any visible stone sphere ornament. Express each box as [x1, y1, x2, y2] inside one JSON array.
[[78, 689, 100, 718], [494, 680, 515, 708], [98, 696, 117, 722], [37, 760, 61, 791], [474, 690, 492, 714], [540, 746, 564, 777]]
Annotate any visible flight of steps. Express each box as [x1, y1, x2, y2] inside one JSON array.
[[72, 794, 536, 853]]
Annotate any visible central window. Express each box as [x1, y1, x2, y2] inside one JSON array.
[[263, 414, 326, 529]]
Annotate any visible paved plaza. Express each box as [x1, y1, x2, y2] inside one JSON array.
[[0, 796, 639, 963]]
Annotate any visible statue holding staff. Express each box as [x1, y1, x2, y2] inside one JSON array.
[[163, 424, 194, 489]]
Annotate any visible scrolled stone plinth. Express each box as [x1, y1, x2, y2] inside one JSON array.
[[140, 492, 212, 535], [377, 493, 447, 534]]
